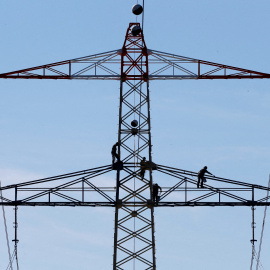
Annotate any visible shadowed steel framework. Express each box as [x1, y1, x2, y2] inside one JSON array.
[[1, 23, 270, 269]]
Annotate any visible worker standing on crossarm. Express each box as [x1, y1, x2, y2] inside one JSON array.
[[153, 183, 162, 204], [111, 142, 120, 164], [140, 157, 147, 179], [197, 166, 213, 188]]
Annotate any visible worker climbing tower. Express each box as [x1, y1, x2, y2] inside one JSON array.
[[113, 22, 156, 269]]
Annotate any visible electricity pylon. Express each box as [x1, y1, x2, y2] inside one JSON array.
[[1, 22, 270, 269]]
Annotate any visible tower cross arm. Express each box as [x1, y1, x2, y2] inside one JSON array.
[[1, 47, 269, 81], [0, 50, 122, 80], [156, 164, 270, 206], [0, 164, 116, 206], [148, 49, 270, 80]]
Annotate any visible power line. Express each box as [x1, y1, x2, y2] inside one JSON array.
[[142, 0, 144, 31], [256, 175, 270, 270], [254, 249, 264, 270], [6, 250, 16, 270], [1, 181, 13, 270]]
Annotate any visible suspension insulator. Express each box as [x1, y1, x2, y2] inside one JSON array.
[[131, 25, 141, 36], [131, 120, 138, 127], [132, 4, 143, 15]]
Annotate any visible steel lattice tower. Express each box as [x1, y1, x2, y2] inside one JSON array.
[[113, 23, 156, 269], [1, 17, 270, 270]]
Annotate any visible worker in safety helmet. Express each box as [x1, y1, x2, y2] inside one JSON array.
[[111, 142, 120, 164], [152, 183, 162, 204], [197, 166, 214, 188]]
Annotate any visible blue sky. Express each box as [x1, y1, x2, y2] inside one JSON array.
[[0, 0, 270, 269]]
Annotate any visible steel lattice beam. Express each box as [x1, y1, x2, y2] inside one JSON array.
[[1, 35, 269, 80], [148, 50, 270, 79], [0, 50, 122, 80], [1, 163, 270, 207]]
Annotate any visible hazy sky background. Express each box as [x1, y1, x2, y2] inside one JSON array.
[[0, 0, 270, 269]]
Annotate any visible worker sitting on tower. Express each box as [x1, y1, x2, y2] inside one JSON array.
[[140, 157, 147, 179], [152, 183, 162, 204], [111, 142, 120, 164], [197, 166, 214, 188]]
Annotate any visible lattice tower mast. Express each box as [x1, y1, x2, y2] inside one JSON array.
[[113, 22, 156, 270]]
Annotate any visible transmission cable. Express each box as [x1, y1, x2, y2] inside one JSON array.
[[251, 247, 264, 270], [0, 181, 14, 270], [142, 0, 145, 31], [250, 246, 254, 270], [254, 248, 264, 270], [255, 175, 270, 270], [6, 250, 16, 270]]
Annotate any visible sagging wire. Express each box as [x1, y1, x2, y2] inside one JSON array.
[[136, 0, 138, 23], [252, 248, 264, 270], [250, 245, 255, 270], [1, 181, 14, 270], [142, 0, 145, 32], [255, 175, 270, 270], [6, 249, 16, 270], [251, 245, 262, 270]]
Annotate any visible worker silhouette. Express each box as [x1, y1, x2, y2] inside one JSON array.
[[197, 166, 213, 188], [111, 142, 120, 164], [152, 183, 162, 204], [140, 157, 147, 179]]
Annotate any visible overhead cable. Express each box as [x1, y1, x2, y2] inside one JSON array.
[[142, 0, 145, 31], [254, 249, 264, 270], [255, 175, 270, 270], [1, 181, 14, 270], [6, 250, 15, 270]]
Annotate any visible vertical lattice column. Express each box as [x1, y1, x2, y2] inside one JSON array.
[[113, 23, 156, 270]]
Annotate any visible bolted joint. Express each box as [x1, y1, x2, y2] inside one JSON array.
[[143, 73, 148, 82], [131, 128, 138, 135], [147, 200, 153, 208], [116, 199, 122, 208], [121, 47, 127, 56], [142, 47, 148, 56], [131, 211, 138, 217]]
